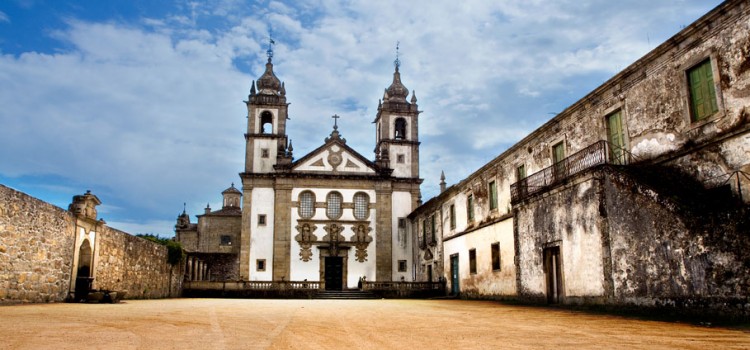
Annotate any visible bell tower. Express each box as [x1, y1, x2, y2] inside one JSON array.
[[244, 38, 292, 174], [374, 46, 420, 179]]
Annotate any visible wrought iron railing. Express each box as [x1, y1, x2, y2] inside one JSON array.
[[511, 140, 615, 204]]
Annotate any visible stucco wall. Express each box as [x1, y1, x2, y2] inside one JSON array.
[[514, 173, 606, 303]]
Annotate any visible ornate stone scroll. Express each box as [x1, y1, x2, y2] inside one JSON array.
[[350, 224, 373, 262], [294, 223, 318, 262]]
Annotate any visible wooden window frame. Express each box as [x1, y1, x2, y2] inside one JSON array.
[[488, 180, 498, 211], [469, 248, 477, 275]]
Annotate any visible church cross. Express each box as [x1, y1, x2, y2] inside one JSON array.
[[332, 114, 340, 129]]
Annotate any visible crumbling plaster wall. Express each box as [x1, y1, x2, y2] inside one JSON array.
[[604, 168, 749, 315], [514, 173, 606, 303]]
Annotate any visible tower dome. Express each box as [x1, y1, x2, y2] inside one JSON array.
[[385, 66, 409, 102], [256, 58, 282, 95]]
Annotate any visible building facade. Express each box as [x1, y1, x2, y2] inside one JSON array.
[[177, 53, 422, 289], [409, 0, 750, 315]]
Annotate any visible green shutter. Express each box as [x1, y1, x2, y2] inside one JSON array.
[[607, 111, 625, 164], [688, 59, 718, 121], [553, 142, 565, 163], [517, 165, 526, 180], [489, 181, 497, 210]]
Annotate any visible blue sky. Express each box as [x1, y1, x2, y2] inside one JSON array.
[[0, 0, 723, 236]]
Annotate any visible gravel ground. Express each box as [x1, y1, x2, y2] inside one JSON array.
[[0, 298, 748, 349]]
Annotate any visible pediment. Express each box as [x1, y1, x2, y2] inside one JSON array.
[[293, 142, 377, 174]]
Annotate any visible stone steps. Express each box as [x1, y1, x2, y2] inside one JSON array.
[[314, 290, 378, 299]]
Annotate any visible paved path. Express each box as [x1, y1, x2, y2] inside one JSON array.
[[1, 299, 748, 349]]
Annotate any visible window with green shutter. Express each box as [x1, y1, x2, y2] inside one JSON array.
[[488, 181, 498, 210], [688, 59, 718, 122], [467, 194, 474, 222], [606, 110, 626, 165]]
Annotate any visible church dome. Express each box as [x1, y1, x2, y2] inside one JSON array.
[[222, 183, 242, 195], [256, 59, 281, 95], [385, 67, 409, 101]]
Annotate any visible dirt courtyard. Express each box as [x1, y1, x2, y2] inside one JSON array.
[[0, 298, 748, 350]]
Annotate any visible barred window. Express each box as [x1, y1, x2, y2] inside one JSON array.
[[326, 192, 343, 219], [298, 191, 315, 219], [353, 192, 369, 220]]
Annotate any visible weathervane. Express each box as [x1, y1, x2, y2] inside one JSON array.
[[394, 41, 400, 70], [267, 30, 275, 62]]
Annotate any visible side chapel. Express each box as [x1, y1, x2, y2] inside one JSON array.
[[176, 45, 423, 289]]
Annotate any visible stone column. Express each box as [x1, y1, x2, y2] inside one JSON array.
[[375, 181, 393, 281], [272, 180, 293, 281], [239, 183, 253, 280]]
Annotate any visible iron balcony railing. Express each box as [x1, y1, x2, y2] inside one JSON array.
[[510, 140, 632, 204]]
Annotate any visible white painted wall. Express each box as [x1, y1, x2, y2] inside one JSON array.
[[253, 139, 277, 173], [391, 191, 413, 280], [442, 218, 516, 296], [249, 187, 275, 281], [288, 188, 377, 288], [389, 144, 413, 178]]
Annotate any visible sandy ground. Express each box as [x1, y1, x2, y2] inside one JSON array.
[[0, 298, 748, 350]]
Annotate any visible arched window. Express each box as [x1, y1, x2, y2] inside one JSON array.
[[298, 191, 315, 219], [260, 111, 273, 134], [394, 118, 407, 140], [326, 192, 343, 219], [353, 192, 369, 220]]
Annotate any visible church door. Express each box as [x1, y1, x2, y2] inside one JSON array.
[[324, 257, 344, 290]]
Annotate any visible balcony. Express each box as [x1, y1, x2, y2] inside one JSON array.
[[510, 141, 628, 204]]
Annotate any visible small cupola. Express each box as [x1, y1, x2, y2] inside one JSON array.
[[222, 183, 242, 208]]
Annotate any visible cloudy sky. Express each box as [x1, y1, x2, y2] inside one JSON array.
[[0, 0, 722, 236]]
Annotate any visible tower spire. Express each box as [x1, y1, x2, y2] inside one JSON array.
[[394, 41, 400, 71], [267, 30, 275, 63]]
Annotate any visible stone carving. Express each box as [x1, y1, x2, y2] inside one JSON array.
[[294, 223, 318, 262], [351, 224, 373, 262], [322, 223, 345, 256]]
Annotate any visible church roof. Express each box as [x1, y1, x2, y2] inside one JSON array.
[[221, 183, 242, 195], [384, 66, 409, 102], [199, 206, 242, 217]]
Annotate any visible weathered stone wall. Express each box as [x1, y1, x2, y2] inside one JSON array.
[[95, 227, 183, 298], [0, 185, 75, 303], [0, 185, 182, 302], [196, 214, 241, 254], [604, 166, 749, 317], [514, 172, 607, 303]]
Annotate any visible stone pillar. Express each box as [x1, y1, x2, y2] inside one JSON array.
[[187, 257, 194, 281], [239, 183, 253, 280], [375, 182, 393, 281], [272, 181, 293, 281]]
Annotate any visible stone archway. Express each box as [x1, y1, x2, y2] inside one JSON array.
[[74, 239, 93, 301]]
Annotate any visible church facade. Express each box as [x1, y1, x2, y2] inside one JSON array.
[[177, 53, 422, 289]]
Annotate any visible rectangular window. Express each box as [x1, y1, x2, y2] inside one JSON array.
[[256, 259, 266, 271], [421, 219, 426, 243], [552, 141, 565, 164], [606, 110, 626, 165], [398, 218, 406, 228], [258, 214, 267, 226], [467, 194, 474, 222], [449, 204, 456, 229], [398, 260, 407, 272], [688, 58, 718, 122], [517, 164, 526, 181], [261, 148, 269, 158], [491, 243, 501, 271], [220, 235, 232, 246], [397, 154, 405, 163], [488, 181, 498, 210], [469, 249, 477, 274]]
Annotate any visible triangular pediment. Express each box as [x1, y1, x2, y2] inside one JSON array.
[[292, 140, 377, 174]]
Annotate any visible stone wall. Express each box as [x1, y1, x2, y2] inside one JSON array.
[[0, 184, 182, 303], [95, 227, 182, 298], [0, 184, 75, 303]]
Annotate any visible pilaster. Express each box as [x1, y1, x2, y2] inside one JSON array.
[[375, 181, 393, 281], [272, 180, 293, 281]]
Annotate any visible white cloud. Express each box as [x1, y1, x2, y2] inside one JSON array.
[[0, 11, 9, 23], [0, 0, 723, 234]]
